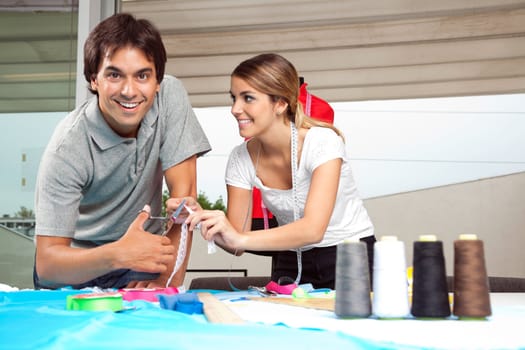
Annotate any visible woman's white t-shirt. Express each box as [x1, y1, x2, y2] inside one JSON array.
[[225, 126, 374, 250]]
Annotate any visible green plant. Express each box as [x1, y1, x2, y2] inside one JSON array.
[[161, 190, 226, 216], [15, 206, 34, 219], [197, 192, 226, 211]]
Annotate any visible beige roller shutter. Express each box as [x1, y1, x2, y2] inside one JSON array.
[[1, 1, 524, 113], [121, 0, 525, 107]]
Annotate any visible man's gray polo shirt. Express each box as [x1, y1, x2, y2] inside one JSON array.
[[35, 75, 211, 248]]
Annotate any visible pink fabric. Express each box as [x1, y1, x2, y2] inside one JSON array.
[[265, 281, 297, 295], [119, 287, 179, 302]]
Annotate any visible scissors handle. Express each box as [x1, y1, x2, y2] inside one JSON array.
[[148, 216, 167, 221], [170, 199, 187, 222]]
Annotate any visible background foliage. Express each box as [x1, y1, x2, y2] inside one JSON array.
[[161, 190, 225, 216]]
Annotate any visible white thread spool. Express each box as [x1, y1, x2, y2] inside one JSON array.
[[372, 235, 410, 318]]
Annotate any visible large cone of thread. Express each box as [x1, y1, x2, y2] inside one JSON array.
[[453, 234, 492, 318], [335, 239, 371, 318], [411, 235, 451, 318], [372, 236, 410, 318]]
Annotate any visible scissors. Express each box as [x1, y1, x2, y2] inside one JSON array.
[[148, 199, 187, 235], [170, 198, 187, 222]]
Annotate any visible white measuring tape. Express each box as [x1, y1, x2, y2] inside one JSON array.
[[164, 204, 217, 287]]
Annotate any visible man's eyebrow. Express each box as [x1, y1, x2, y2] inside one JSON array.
[[104, 65, 123, 73], [103, 66, 154, 75], [136, 68, 154, 75]]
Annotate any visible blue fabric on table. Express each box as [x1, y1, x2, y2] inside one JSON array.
[[158, 293, 204, 314], [0, 289, 404, 350]]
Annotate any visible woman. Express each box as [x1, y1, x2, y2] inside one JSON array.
[[187, 53, 375, 289]]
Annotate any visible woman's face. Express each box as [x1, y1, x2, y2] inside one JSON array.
[[230, 76, 286, 139]]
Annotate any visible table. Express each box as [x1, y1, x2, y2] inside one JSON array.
[[1, 288, 524, 349], [220, 291, 525, 350]]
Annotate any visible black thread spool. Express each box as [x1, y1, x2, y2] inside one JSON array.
[[453, 234, 491, 319], [411, 235, 451, 318], [335, 239, 371, 318]]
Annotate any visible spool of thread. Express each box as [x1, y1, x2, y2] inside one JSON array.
[[453, 234, 491, 319], [411, 235, 451, 318], [335, 239, 371, 318], [372, 235, 410, 319]]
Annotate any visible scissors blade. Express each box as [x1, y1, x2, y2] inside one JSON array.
[[170, 199, 186, 222]]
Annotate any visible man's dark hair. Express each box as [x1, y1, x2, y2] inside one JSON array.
[[83, 13, 167, 94]]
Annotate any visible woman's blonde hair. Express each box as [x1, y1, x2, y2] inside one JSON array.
[[231, 53, 344, 141]]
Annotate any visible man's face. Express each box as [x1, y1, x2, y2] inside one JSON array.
[[90, 46, 160, 138]]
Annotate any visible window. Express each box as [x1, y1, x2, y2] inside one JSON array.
[[0, 3, 78, 236]]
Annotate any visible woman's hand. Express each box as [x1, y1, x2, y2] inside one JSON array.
[[165, 196, 201, 224], [186, 209, 246, 251]]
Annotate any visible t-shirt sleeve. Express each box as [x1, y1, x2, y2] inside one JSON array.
[[307, 127, 346, 171], [225, 143, 253, 190], [158, 76, 211, 171]]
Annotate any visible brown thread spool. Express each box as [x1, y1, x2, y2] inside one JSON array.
[[453, 234, 491, 319]]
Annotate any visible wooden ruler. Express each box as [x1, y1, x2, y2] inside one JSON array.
[[249, 296, 335, 311], [197, 292, 245, 324]]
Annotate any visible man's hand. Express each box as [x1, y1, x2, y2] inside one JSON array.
[[131, 196, 200, 289], [114, 205, 176, 273], [125, 222, 180, 289]]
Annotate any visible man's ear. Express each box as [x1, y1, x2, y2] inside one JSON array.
[[90, 78, 98, 91]]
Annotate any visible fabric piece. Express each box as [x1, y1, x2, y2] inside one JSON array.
[[0, 289, 379, 349], [158, 293, 203, 314], [265, 281, 297, 295], [298, 83, 334, 123], [120, 287, 179, 302]]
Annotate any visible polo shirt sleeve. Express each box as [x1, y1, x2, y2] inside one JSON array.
[[157, 76, 211, 171], [35, 121, 88, 237]]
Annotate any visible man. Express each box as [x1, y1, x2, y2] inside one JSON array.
[[33, 13, 211, 289]]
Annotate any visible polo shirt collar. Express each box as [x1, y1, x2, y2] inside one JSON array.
[[86, 96, 159, 150]]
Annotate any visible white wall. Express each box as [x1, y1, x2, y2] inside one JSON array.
[[184, 172, 525, 289], [364, 172, 525, 278]]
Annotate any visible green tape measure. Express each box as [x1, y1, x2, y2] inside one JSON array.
[[66, 293, 124, 312]]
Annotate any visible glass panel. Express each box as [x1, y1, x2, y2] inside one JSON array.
[[0, 3, 78, 236]]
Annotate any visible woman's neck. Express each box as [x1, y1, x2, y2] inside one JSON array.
[[252, 123, 301, 190], [257, 122, 292, 157]]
